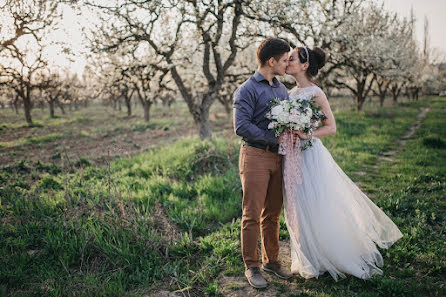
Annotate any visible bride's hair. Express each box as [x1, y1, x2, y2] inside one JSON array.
[[297, 47, 326, 77]]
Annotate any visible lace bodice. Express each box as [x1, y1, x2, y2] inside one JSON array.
[[289, 85, 321, 101]]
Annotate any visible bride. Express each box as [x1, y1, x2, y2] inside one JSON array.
[[282, 46, 403, 281]]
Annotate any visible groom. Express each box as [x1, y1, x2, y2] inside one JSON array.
[[233, 38, 292, 289]]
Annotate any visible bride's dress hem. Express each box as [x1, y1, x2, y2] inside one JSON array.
[[284, 86, 403, 282]]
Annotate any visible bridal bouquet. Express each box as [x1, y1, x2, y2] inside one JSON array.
[[265, 97, 327, 150]]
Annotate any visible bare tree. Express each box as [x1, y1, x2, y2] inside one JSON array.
[[330, 5, 414, 111], [40, 72, 72, 117], [0, 0, 61, 124], [129, 62, 170, 122], [1, 47, 50, 124], [0, 0, 59, 51], [83, 0, 244, 139], [373, 75, 391, 107], [99, 55, 136, 116]]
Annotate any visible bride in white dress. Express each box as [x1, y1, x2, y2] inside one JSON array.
[[282, 46, 403, 281]]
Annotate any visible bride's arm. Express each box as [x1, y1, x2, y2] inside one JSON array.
[[296, 89, 336, 139]]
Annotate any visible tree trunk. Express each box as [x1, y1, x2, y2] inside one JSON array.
[[356, 94, 365, 111], [392, 89, 402, 104], [197, 109, 212, 140], [142, 101, 151, 122], [404, 86, 411, 100], [355, 78, 366, 111], [391, 85, 401, 104], [170, 66, 215, 139], [49, 100, 55, 118], [57, 102, 66, 114], [190, 102, 212, 140], [379, 94, 386, 107], [125, 98, 132, 116], [12, 96, 19, 114], [23, 94, 33, 125]]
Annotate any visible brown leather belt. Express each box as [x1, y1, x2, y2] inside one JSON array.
[[245, 141, 278, 153]]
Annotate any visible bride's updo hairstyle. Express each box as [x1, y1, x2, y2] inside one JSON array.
[[297, 47, 326, 77]]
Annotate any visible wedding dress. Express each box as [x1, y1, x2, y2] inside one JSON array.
[[283, 85, 403, 281]]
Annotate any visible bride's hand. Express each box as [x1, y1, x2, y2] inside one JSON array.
[[295, 130, 309, 140]]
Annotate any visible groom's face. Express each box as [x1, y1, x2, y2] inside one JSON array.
[[271, 52, 289, 76]]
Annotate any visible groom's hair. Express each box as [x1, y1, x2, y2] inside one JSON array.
[[257, 38, 291, 66]]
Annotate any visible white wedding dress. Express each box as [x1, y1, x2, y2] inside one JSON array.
[[283, 85, 403, 281]]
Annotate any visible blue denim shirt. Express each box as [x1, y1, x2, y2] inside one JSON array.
[[233, 72, 289, 145]]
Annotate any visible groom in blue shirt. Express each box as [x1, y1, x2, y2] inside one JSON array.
[[233, 38, 292, 288]]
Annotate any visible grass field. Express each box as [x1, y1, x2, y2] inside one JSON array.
[[0, 95, 413, 167], [0, 96, 445, 296]]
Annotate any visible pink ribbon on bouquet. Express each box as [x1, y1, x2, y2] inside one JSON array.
[[279, 130, 303, 197]]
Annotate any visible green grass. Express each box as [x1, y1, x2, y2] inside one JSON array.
[[0, 133, 63, 148], [0, 97, 445, 296]]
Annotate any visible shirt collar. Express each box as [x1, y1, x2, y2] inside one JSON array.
[[253, 71, 280, 88]]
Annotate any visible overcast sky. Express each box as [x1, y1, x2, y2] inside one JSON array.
[[382, 0, 446, 54]]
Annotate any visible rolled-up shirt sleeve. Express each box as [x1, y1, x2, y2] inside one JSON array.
[[233, 86, 278, 145]]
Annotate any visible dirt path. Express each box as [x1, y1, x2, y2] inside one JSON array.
[[374, 107, 430, 165], [216, 241, 295, 297], [0, 124, 195, 168]]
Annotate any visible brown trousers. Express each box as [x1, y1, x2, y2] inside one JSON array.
[[239, 144, 283, 269]]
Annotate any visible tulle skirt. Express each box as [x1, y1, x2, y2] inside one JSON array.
[[283, 138, 403, 281]]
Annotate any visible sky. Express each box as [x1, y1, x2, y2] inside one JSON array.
[[44, 6, 91, 76], [382, 0, 446, 56], [41, 0, 446, 75]]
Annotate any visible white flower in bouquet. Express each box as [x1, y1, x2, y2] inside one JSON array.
[[271, 105, 284, 117], [268, 121, 279, 129], [305, 107, 312, 117], [288, 114, 300, 124], [300, 115, 310, 124], [277, 112, 289, 124]]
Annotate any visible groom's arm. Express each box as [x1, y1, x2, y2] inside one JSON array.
[[233, 86, 278, 145]]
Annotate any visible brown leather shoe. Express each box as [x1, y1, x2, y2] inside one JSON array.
[[245, 267, 268, 288], [261, 262, 292, 279]]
